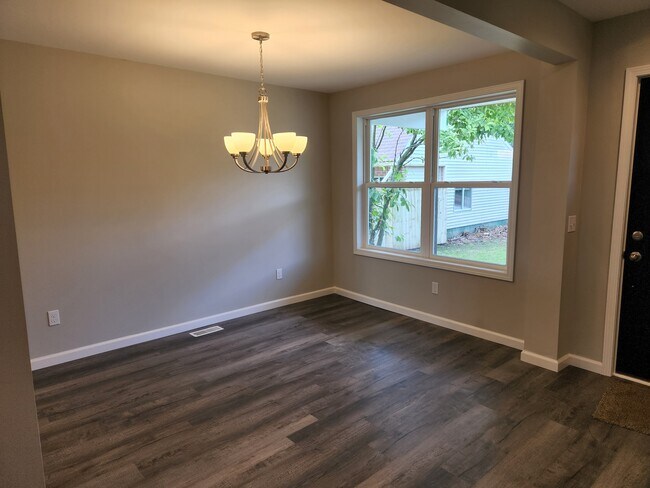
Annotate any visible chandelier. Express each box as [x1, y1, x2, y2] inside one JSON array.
[[224, 32, 308, 174]]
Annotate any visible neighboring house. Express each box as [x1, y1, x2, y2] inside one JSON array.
[[373, 126, 512, 250]]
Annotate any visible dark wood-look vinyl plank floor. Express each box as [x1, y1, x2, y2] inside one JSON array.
[[33, 294, 650, 487]]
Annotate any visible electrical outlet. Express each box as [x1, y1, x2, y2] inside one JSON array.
[[47, 310, 61, 327], [568, 215, 577, 233], [276, 268, 283, 280], [431, 282, 439, 295]]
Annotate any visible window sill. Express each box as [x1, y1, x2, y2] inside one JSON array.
[[354, 247, 513, 282]]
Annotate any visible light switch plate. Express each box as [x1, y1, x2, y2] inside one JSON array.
[[568, 215, 577, 233]]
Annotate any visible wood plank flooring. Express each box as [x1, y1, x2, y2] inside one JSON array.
[[33, 295, 650, 487]]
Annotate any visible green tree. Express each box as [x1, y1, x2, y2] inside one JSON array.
[[369, 102, 515, 247], [439, 102, 515, 160]]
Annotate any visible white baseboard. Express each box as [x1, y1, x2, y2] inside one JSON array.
[[520, 350, 561, 372], [31, 287, 336, 370], [32, 284, 605, 378], [333, 287, 524, 350], [521, 350, 604, 374]]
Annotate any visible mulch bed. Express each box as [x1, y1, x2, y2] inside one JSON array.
[[447, 225, 508, 245]]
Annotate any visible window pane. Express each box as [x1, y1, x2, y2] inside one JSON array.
[[454, 189, 463, 210], [434, 188, 510, 265], [370, 112, 426, 182], [368, 187, 421, 252], [438, 99, 515, 182]]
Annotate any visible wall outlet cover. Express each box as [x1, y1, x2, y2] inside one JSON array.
[[47, 310, 61, 326]]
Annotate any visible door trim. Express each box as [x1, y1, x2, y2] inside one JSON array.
[[603, 64, 650, 379]]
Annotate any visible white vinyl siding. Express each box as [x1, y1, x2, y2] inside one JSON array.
[[441, 139, 514, 182], [446, 187, 508, 228]]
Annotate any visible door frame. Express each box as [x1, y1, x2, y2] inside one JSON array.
[[603, 64, 650, 385]]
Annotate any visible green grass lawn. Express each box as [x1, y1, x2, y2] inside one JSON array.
[[436, 238, 507, 265]]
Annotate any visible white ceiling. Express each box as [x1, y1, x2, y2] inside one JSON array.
[[558, 0, 650, 21], [0, 0, 505, 93]]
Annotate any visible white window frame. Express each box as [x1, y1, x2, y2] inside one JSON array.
[[352, 81, 524, 281]]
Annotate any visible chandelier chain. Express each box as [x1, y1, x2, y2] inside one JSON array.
[[258, 40, 265, 92]]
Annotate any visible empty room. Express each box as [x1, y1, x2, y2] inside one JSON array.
[[2, 0, 650, 486]]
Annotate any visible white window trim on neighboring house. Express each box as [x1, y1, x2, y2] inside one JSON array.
[[352, 81, 524, 281], [454, 188, 473, 211]]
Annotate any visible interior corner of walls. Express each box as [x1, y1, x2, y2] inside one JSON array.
[[558, 353, 604, 375], [520, 349, 605, 375]]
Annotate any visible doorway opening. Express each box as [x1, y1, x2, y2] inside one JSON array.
[[603, 65, 650, 386]]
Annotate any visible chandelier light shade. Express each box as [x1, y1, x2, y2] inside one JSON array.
[[224, 32, 308, 174]]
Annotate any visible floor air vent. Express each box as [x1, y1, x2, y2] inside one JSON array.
[[189, 325, 224, 337]]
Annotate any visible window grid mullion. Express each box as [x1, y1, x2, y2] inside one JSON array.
[[433, 181, 513, 189], [420, 107, 434, 259], [363, 119, 370, 184], [362, 120, 370, 248], [367, 182, 427, 188], [429, 107, 440, 259]]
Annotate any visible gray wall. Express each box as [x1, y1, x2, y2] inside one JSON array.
[[0, 41, 332, 359], [0, 97, 45, 486], [330, 51, 587, 357], [566, 10, 650, 359]]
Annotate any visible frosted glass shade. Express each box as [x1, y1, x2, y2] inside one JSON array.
[[258, 138, 275, 157], [224, 136, 239, 155], [231, 132, 256, 153], [273, 132, 297, 152], [292, 136, 308, 155]]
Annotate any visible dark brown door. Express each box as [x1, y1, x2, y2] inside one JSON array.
[[617, 77, 650, 382]]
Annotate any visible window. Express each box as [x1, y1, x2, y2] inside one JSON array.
[[454, 188, 472, 211], [353, 82, 523, 280]]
